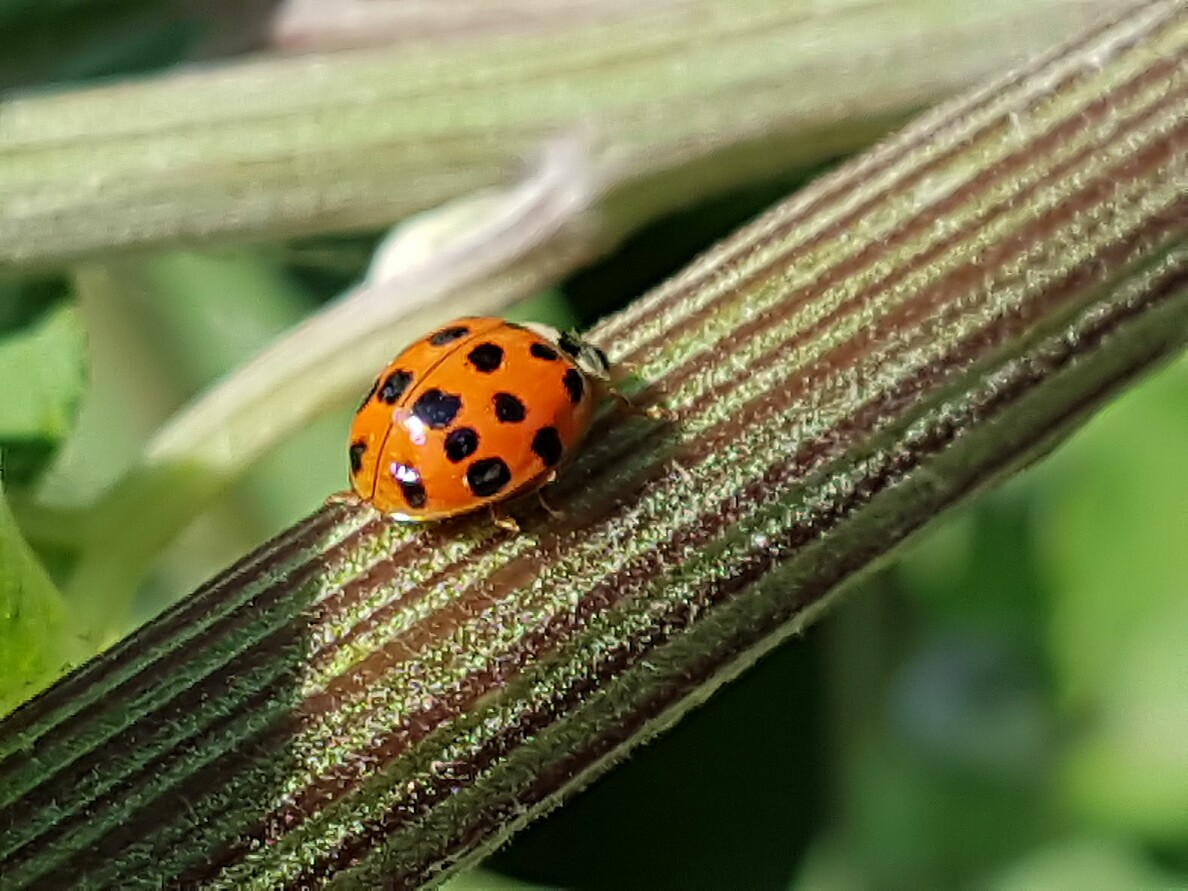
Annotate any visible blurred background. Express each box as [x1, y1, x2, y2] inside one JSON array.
[[0, 2, 1184, 888]]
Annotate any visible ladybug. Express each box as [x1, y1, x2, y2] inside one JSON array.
[[347, 317, 642, 526]]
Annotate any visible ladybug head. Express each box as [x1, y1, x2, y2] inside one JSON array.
[[559, 329, 611, 381], [573, 337, 611, 381], [524, 323, 612, 382]]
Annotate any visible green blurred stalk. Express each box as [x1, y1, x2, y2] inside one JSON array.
[[0, 1, 1184, 887], [0, 0, 1124, 271], [72, 253, 337, 619], [103, 253, 342, 527]]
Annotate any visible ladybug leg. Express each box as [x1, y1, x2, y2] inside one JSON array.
[[323, 490, 358, 509], [605, 360, 674, 419], [489, 505, 521, 533], [610, 386, 676, 422], [536, 487, 566, 520]]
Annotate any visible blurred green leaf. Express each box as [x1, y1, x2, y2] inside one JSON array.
[[1036, 356, 1188, 709], [887, 634, 1052, 781], [122, 251, 318, 402], [895, 481, 1048, 645], [505, 288, 577, 330], [0, 277, 69, 331], [846, 742, 1058, 887], [989, 837, 1174, 891], [47, 19, 197, 84], [442, 869, 543, 891], [1061, 598, 1188, 842], [0, 0, 152, 25], [1033, 357, 1188, 840], [0, 489, 78, 716], [0, 1, 199, 90], [0, 300, 86, 486]]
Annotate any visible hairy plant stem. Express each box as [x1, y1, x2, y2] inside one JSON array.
[[1, 2, 1185, 887]]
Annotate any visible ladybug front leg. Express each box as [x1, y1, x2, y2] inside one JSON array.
[[535, 476, 567, 520], [488, 505, 521, 533], [602, 359, 676, 421], [609, 385, 675, 421], [323, 490, 361, 509]]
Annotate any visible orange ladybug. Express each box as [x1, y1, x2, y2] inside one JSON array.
[[348, 317, 625, 524]]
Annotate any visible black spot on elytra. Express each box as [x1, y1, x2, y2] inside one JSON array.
[[494, 392, 526, 423], [530, 342, 559, 361], [391, 463, 427, 509], [378, 369, 413, 404], [357, 377, 380, 411], [429, 325, 469, 346], [558, 331, 582, 357], [467, 343, 504, 373], [348, 440, 367, 474], [531, 426, 563, 467], [444, 427, 479, 463], [400, 479, 427, 509], [562, 368, 584, 404], [413, 389, 462, 428], [467, 457, 511, 497]]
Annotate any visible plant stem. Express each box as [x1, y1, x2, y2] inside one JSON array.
[[0, 0, 1124, 272], [0, 2, 1184, 886]]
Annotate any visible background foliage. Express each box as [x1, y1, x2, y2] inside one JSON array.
[[0, 3, 1183, 887]]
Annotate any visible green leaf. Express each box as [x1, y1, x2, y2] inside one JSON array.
[[0, 489, 79, 717], [1034, 356, 1188, 705], [442, 869, 543, 891], [0, 276, 69, 333], [846, 743, 1055, 887], [989, 837, 1176, 891], [0, 300, 87, 486], [1060, 598, 1188, 842], [1034, 357, 1188, 841]]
